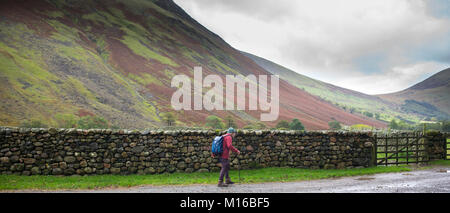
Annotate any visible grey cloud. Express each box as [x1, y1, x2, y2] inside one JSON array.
[[174, 0, 450, 94], [177, 0, 295, 22]]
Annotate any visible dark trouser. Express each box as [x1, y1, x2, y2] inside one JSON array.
[[219, 158, 230, 182]]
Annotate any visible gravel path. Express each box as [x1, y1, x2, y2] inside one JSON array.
[[9, 166, 450, 193]]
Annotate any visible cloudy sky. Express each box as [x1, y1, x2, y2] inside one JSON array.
[[174, 0, 450, 95]]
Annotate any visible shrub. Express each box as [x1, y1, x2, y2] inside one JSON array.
[[20, 120, 48, 128], [77, 116, 109, 129], [205, 115, 224, 129], [161, 112, 176, 126], [363, 111, 373, 118], [276, 120, 290, 129], [442, 121, 450, 132], [224, 115, 237, 128], [243, 122, 267, 130], [350, 124, 372, 130], [55, 114, 78, 128], [289, 119, 305, 130], [389, 119, 399, 130], [375, 113, 381, 120], [242, 125, 254, 129], [349, 107, 356, 113], [389, 119, 414, 130], [328, 120, 341, 130], [253, 122, 267, 129]]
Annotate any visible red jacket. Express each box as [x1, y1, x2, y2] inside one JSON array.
[[220, 133, 239, 159]]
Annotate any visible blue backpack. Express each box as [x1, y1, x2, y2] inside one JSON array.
[[211, 135, 225, 156]]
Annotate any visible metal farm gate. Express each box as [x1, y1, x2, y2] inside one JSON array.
[[375, 132, 429, 166]]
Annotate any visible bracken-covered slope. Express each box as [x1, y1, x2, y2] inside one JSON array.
[[378, 68, 450, 119], [0, 0, 386, 129]]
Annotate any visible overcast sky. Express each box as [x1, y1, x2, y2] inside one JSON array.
[[173, 0, 450, 95]]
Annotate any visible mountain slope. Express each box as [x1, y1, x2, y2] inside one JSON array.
[[243, 51, 450, 122], [0, 0, 385, 130], [242, 52, 420, 122], [378, 68, 450, 118]]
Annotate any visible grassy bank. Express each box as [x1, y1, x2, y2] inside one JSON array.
[[0, 166, 411, 190]]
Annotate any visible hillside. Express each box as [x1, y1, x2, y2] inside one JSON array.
[[241, 51, 430, 123], [0, 0, 386, 130], [378, 68, 450, 119]]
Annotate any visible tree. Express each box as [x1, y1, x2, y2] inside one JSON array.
[[349, 107, 355, 114], [243, 122, 267, 129], [328, 120, 341, 130], [375, 113, 381, 120], [441, 120, 450, 132], [363, 111, 373, 118], [242, 124, 254, 129], [253, 122, 266, 129], [276, 120, 290, 129], [224, 115, 237, 128], [389, 119, 399, 130], [397, 120, 411, 130], [77, 116, 109, 129], [423, 122, 441, 131], [205, 115, 225, 129], [161, 112, 176, 126], [55, 114, 78, 128], [289, 119, 305, 130]]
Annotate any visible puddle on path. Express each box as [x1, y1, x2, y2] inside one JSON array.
[[355, 177, 375, 181]]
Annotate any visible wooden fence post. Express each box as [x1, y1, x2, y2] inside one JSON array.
[[373, 134, 377, 166], [395, 134, 399, 166], [385, 134, 388, 166], [406, 135, 409, 165]]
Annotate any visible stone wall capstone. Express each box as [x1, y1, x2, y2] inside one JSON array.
[[0, 127, 375, 176]]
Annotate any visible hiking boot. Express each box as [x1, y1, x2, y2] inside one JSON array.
[[218, 181, 228, 187], [225, 179, 235, 184]]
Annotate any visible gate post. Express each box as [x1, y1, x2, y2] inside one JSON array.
[[443, 133, 449, 160], [423, 131, 428, 163], [443, 133, 447, 160], [372, 134, 377, 166]]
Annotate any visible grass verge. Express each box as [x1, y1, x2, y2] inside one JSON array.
[[429, 160, 450, 166], [0, 166, 411, 190]]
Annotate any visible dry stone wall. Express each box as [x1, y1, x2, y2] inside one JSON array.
[[0, 127, 375, 176], [425, 131, 449, 160]]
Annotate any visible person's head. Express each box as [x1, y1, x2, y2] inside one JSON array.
[[227, 127, 236, 137]]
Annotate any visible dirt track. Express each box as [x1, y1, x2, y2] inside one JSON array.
[[9, 166, 449, 193]]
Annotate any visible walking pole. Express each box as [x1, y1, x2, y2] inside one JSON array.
[[238, 150, 244, 183], [231, 153, 241, 183], [238, 155, 241, 183]]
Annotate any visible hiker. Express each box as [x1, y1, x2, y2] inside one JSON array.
[[214, 127, 240, 187]]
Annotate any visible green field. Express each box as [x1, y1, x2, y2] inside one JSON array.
[[0, 166, 411, 190]]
